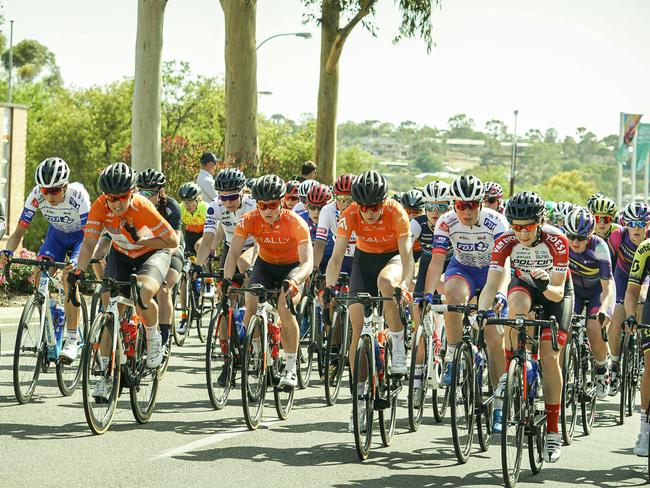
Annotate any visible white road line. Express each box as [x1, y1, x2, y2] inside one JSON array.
[[0, 323, 19, 329], [153, 419, 282, 460]]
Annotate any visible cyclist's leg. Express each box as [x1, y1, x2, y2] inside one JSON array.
[[441, 259, 473, 359], [634, 321, 650, 455], [610, 267, 629, 368], [585, 293, 610, 393], [157, 250, 182, 344]]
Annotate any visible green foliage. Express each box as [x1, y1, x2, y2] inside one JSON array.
[[534, 170, 595, 204], [258, 116, 316, 179], [2, 39, 62, 86], [337, 145, 375, 174]]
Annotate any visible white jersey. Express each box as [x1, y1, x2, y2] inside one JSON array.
[[19, 182, 91, 235], [316, 201, 356, 257], [204, 194, 256, 247], [196, 169, 217, 203], [293, 201, 305, 214], [431, 208, 509, 268]]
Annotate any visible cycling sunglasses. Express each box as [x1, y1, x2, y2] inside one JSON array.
[[105, 191, 132, 203], [425, 203, 449, 213], [511, 222, 538, 233], [406, 208, 423, 216], [454, 200, 481, 211], [485, 196, 500, 204], [335, 195, 353, 204], [566, 233, 588, 242], [594, 215, 612, 224], [359, 202, 384, 213], [257, 200, 281, 210], [139, 189, 159, 198], [219, 193, 241, 202], [308, 204, 323, 211], [40, 186, 64, 196], [627, 220, 647, 229], [285, 195, 300, 202]]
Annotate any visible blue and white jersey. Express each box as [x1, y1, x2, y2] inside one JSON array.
[[432, 208, 508, 269], [19, 182, 90, 236], [203, 194, 256, 247], [316, 201, 355, 257]]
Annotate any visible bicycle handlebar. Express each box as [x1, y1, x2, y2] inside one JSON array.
[[486, 315, 559, 352], [69, 274, 147, 310]]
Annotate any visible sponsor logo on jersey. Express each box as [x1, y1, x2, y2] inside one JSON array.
[[456, 241, 490, 252], [338, 217, 348, 230], [483, 218, 496, 230], [31, 198, 39, 208], [439, 221, 449, 232], [257, 236, 290, 244], [207, 206, 215, 215], [69, 197, 80, 210]]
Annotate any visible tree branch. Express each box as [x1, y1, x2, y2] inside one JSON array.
[[325, 0, 376, 73]]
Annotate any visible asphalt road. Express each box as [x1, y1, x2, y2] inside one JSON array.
[[0, 317, 647, 488]]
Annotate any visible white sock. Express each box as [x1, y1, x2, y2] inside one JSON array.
[[99, 356, 109, 372], [285, 353, 297, 373], [445, 344, 458, 363], [413, 365, 424, 388], [145, 325, 159, 341], [389, 330, 405, 355], [67, 329, 77, 342], [253, 338, 261, 354]]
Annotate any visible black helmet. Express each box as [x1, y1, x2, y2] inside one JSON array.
[[392, 191, 404, 202], [251, 174, 286, 201], [99, 162, 136, 195], [200, 152, 219, 165], [505, 191, 545, 223], [178, 182, 201, 200], [351, 170, 388, 206], [245, 177, 256, 190], [401, 189, 424, 210], [136, 168, 166, 190], [215, 168, 246, 192]]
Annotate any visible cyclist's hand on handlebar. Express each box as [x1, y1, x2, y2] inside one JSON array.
[[319, 286, 335, 306], [284, 279, 300, 299], [623, 314, 638, 331], [66, 268, 84, 288], [476, 310, 489, 329], [191, 263, 203, 279], [398, 283, 412, 304], [493, 292, 508, 314], [0, 249, 12, 267], [415, 292, 435, 305], [220, 278, 232, 296]]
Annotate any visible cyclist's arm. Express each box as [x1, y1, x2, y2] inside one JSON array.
[[313, 240, 325, 268], [325, 236, 348, 288], [478, 267, 504, 311], [137, 230, 179, 250], [293, 240, 314, 285], [223, 233, 245, 280], [540, 269, 567, 303], [624, 282, 642, 318], [92, 235, 111, 260], [397, 234, 414, 286], [424, 251, 445, 295], [4, 224, 27, 252], [195, 230, 213, 265], [213, 223, 225, 253], [75, 234, 100, 273], [599, 277, 614, 315]]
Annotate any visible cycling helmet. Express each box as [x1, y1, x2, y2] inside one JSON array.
[[245, 177, 256, 191], [285, 180, 300, 198], [298, 179, 317, 199], [351, 170, 388, 206], [401, 189, 424, 211], [622, 201, 650, 224], [214, 168, 246, 192], [334, 173, 355, 195], [586, 192, 605, 208], [588, 196, 617, 218], [422, 181, 450, 202], [35, 157, 70, 188], [307, 183, 332, 207], [137, 168, 166, 190], [251, 174, 286, 201], [99, 162, 136, 195], [564, 207, 595, 236], [392, 191, 404, 202], [544, 201, 557, 221], [484, 181, 504, 199], [178, 182, 201, 200], [555, 201, 574, 222], [450, 175, 484, 201], [505, 191, 545, 223]]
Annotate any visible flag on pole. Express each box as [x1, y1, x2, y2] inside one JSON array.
[[617, 112, 643, 163], [636, 123, 650, 171]]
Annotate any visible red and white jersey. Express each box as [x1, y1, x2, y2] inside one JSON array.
[[490, 224, 570, 286]]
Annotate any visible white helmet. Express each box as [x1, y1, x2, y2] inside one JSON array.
[[556, 201, 575, 222], [35, 157, 70, 188], [298, 179, 317, 199], [422, 181, 450, 202], [450, 175, 484, 201]]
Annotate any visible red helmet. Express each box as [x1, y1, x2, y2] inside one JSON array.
[[334, 173, 356, 195], [307, 183, 333, 207], [285, 180, 300, 198]]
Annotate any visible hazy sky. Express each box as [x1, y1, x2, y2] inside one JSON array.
[[4, 0, 650, 138]]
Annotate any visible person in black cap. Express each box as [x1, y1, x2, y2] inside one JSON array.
[[196, 152, 220, 202]]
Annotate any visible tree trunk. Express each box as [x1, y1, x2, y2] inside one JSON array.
[[315, 1, 340, 185], [131, 0, 167, 171], [220, 0, 258, 172]]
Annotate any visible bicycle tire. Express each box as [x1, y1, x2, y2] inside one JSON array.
[[173, 274, 191, 346], [501, 359, 524, 488], [580, 346, 596, 435], [560, 340, 578, 445], [297, 295, 315, 389], [241, 316, 267, 430], [619, 337, 630, 425], [206, 312, 233, 410], [129, 323, 159, 424], [324, 305, 347, 406], [450, 342, 475, 464], [379, 337, 397, 447], [627, 336, 641, 418], [408, 323, 429, 432], [56, 298, 89, 396], [528, 416, 545, 474], [13, 296, 44, 404], [89, 284, 102, 324], [352, 336, 374, 461], [476, 346, 493, 452], [432, 326, 449, 423]]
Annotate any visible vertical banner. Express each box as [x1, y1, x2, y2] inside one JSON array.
[[616, 112, 643, 163], [638, 124, 650, 202]]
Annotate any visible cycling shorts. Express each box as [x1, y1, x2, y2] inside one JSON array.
[[184, 231, 202, 254], [104, 248, 170, 297], [38, 228, 84, 265], [250, 257, 299, 290], [414, 250, 422, 264], [614, 266, 630, 304], [169, 249, 183, 274], [444, 256, 488, 300], [349, 249, 400, 298], [508, 275, 574, 346]]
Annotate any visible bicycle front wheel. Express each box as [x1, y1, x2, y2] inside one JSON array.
[[619, 338, 630, 425], [501, 360, 525, 488], [476, 347, 493, 452], [379, 338, 398, 447], [56, 298, 89, 396], [581, 348, 597, 435], [432, 327, 449, 422], [206, 312, 233, 410], [297, 296, 315, 389], [352, 336, 374, 461], [129, 323, 159, 424], [13, 296, 44, 404], [450, 342, 475, 464], [195, 294, 215, 343], [241, 316, 267, 430], [560, 340, 578, 445], [173, 275, 190, 346], [408, 324, 429, 432], [324, 305, 348, 406]]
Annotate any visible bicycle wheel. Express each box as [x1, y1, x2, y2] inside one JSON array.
[[82, 313, 120, 434], [560, 340, 578, 445], [432, 327, 449, 423], [206, 312, 233, 410], [627, 338, 641, 417], [528, 415, 546, 474], [352, 336, 374, 461], [195, 294, 215, 344], [501, 360, 525, 488], [56, 298, 89, 396], [157, 331, 172, 379], [408, 324, 429, 432], [89, 284, 103, 324], [129, 323, 159, 424], [272, 352, 295, 420], [297, 295, 315, 389], [241, 316, 267, 430], [476, 347, 493, 452], [13, 296, 44, 404], [324, 306, 348, 406], [379, 338, 398, 447], [581, 350, 597, 435], [619, 338, 630, 425], [450, 342, 475, 464], [173, 275, 190, 346]]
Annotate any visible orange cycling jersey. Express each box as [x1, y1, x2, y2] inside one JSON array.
[[85, 194, 174, 258], [235, 208, 310, 265], [337, 199, 411, 254]]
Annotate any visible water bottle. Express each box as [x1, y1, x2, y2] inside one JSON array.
[[374, 338, 385, 381], [474, 348, 483, 388], [526, 360, 539, 399], [195, 277, 202, 295], [50, 300, 65, 346], [235, 307, 246, 342]]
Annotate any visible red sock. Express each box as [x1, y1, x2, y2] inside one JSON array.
[[545, 403, 560, 433], [505, 349, 514, 371]]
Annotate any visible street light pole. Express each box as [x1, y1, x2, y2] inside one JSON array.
[[256, 32, 311, 51], [509, 109, 519, 197], [7, 20, 14, 104]]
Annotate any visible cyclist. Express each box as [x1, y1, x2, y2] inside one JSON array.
[[423, 174, 509, 431], [299, 183, 334, 273], [555, 201, 574, 229], [137, 169, 183, 352], [295, 179, 317, 214], [179, 182, 208, 254], [483, 181, 504, 212], [623, 237, 650, 456], [588, 195, 620, 242], [565, 207, 615, 398], [0, 157, 90, 363], [283, 180, 301, 211], [608, 201, 650, 395], [69, 162, 179, 394], [221, 174, 313, 389], [478, 191, 573, 463], [324, 170, 414, 430], [401, 189, 425, 264], [545, 201, 558, 226]]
